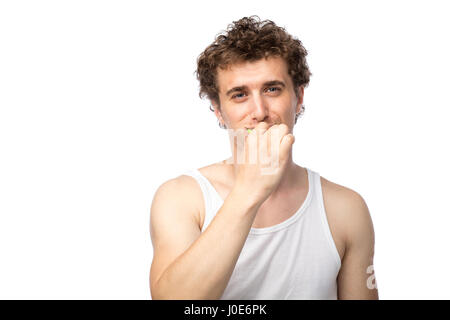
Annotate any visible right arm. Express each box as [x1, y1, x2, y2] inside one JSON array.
[[149, 177, 261, 299], [150, 122, 295, 299]]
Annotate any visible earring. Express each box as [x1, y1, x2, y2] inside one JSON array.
[[297, 104, 305, 117], [294, 104, 305, 124], [218, 120, 227, 129]]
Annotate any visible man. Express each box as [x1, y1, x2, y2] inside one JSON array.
[[149, 16, 378, 300]]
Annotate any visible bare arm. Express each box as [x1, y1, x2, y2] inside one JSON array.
[[149, 176, 261, 300], [337, 191, 379, 300]]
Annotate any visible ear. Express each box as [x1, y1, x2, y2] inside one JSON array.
[[295, 85, 305, 114]]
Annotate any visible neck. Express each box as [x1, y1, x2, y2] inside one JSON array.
[[270, 157, 298, 197]]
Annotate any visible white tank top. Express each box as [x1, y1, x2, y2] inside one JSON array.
[[182, 167, 341, 299]]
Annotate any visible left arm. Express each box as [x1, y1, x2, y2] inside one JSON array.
[[337, 191, 379, 300]]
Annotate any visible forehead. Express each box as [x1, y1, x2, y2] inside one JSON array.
[[216, 56, 290, 93]]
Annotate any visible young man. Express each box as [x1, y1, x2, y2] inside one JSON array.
[[149, 16, 378, 300]]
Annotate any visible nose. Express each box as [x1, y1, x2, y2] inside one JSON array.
[[249, 94, 269, 122]]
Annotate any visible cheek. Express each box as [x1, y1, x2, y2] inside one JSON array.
[[220, 107, 247, 125], [274, 104, 296, 124], [226, 107, 248, 121], [274, 101, 293, 117]]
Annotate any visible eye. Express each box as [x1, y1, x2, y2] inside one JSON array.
[[231, 92, 246, 99], [266, 87, 281, 93]]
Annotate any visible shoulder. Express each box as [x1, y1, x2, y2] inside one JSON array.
[[320, 176, 374, 253], [151, 173, 204, 230], [320, 176, 368, 210], [153, 174, 201, 201]]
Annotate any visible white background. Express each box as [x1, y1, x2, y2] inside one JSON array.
[[1, 0, 449, 299]]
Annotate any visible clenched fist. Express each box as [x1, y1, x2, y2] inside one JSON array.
[[226, 122, 295, 205]]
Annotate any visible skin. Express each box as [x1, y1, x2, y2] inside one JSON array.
[[149, 55, 379, 300], [209, 56, 379, 299]]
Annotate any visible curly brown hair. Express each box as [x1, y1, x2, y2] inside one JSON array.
[[195, 15, 312, 118]]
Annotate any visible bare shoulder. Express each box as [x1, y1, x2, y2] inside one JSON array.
[[320, 176, 367, 206], [150, 174, 204, 231], [319, 176, 374, 259]]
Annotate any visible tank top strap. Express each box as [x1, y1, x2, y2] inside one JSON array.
[[182, 169, 222, 231], [310, 168, 342, 268]]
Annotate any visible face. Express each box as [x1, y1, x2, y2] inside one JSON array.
[[212, 56, 304, 132]]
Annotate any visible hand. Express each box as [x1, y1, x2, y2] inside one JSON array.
[[229, 122, 295, 205]]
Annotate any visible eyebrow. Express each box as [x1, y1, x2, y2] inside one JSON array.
[[225, 80, 286, 97]]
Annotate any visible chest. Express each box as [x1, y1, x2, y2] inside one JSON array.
[[250, 190, 308, 229], [197, 175, 346, 262]]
